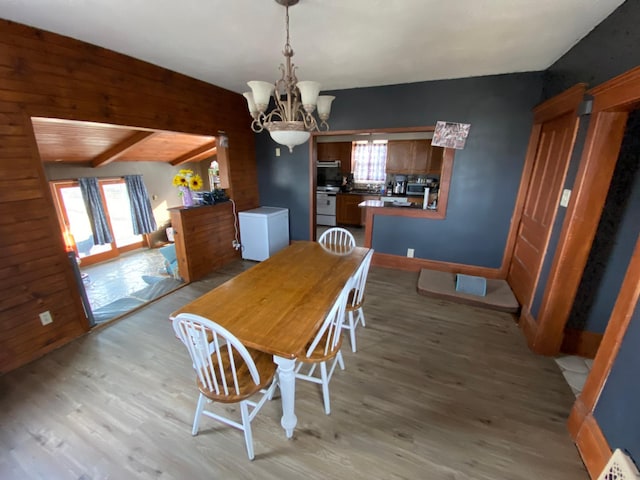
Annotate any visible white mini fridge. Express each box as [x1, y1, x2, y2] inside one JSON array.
[[238, 207, 289, 261]]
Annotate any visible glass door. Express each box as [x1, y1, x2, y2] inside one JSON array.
[[100, 180, 143, 251], [51, 179, 143, 266]]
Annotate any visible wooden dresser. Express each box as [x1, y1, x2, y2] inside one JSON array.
[[168, 202, 240, 283]]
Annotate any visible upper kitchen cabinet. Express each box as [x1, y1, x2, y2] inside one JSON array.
[[386, 139, 443, 175], [317, 141, 353, 174]]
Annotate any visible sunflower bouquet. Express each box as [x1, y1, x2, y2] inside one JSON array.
[[172, 169, 203, 192], [172, 169, 203, 207]]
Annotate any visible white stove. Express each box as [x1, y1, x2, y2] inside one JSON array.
[[316, 186, 339, 226]]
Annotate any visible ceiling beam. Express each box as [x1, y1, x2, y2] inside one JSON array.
[[171, 141, 218, 166], [90, 131, 156, 167]]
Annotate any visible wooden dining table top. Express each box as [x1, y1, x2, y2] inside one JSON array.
[[170, 241, 370, 359]]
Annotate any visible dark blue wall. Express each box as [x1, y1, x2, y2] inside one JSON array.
[[257, 73, 543, 267], [533, 0, 640, 335], [538, 0, 640, 464], [543, 0, 640, 101], [594, 300, 640, 461]]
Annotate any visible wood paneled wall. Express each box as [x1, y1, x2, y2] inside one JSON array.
[[0, 20, 259, 374], [169, 203, 240, 283]]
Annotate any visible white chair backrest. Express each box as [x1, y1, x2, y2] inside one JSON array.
[[349, 249, 374, 307], [318, 227, 356, 249], [306, 275, 355, 358], [172, 313, 260, 395]]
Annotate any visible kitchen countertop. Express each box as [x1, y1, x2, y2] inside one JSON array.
[[338, 190, 381, 196], [358, 199, 424, 209]]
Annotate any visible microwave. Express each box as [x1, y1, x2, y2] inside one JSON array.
[[406, 183, 428, 196]]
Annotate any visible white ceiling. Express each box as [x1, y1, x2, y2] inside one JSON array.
[[0, 0, 625, 94]]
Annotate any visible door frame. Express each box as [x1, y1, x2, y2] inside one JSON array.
[[50, 178, 143, 266], [568, 234, 640, 477], [521, 68, 640, 356]]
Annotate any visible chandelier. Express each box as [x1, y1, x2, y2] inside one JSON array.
[[243, 0, 335, 153]]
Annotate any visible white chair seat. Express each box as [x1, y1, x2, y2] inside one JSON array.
[[173, 313, 278, 460]]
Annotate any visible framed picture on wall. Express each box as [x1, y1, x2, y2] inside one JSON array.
[[432, 121, 471, 149]]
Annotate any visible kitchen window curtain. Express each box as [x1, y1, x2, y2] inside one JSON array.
[[78, 177, 113, 245], [352, 141, 387, 183], [124, 175, 157, 234]]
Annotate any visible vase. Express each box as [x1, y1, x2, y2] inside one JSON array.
[[180, 186, 194, 207]]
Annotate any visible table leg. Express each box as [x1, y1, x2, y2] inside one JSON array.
[[274, 355, 297, 438]]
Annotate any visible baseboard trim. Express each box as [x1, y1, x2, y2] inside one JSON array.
[[575, 414, 611, 479], [519, 306, 538, 351], [561, 328, 603, 359], [371, 252, 501, 279]]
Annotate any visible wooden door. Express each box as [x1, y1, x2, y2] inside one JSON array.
[[508, 111, 579, 306]]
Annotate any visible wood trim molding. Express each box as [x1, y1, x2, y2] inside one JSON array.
[[499, 123, 542, 278], [576, 236, 640, 414], [589, 65, 640, 112], [532, 111, 629, 354], [560, 328, 603, 359], [371, 251, 501, 278], [309, 140, 318, 240], [533, 83, 588, 123], [518, 306, 538, 351], [574, 414, 611, 479], [313, 125, 437, 138]]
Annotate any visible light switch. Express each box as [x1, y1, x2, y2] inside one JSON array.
[[560, 189, 571, 208], [275, 147, 281, 157]]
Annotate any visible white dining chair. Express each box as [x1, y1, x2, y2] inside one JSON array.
[[318, 227, 356, 249], [172, 313, 278, 460], [343, 248, 374, 352], [294, 275, 354, 415]]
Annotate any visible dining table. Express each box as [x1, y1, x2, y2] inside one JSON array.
[[170, 240, 370, 438]]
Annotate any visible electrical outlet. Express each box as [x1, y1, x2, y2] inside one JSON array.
[[275, 147, 281, 157], [39, 311, 53, 326], [560, 188, 572, 207], [407, 248, 415, 258], [232, 240, 241, 251]]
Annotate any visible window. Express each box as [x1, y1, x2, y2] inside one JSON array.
[[352, 140, 387, 184], [51, 179, 143, 266]]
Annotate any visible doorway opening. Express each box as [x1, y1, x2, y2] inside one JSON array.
[[556, 107, 640, 396], [50, 178, 184, 324]]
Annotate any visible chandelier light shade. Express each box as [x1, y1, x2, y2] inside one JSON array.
[[244, 0, 335, 152]]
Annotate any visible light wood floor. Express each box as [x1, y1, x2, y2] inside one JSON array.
[[0, 261, 588, 479]]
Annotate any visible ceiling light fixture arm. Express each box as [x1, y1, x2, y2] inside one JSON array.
[[244, 0, 334, 151]]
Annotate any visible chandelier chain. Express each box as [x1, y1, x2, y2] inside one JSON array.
[[244, 0, 334, 152]]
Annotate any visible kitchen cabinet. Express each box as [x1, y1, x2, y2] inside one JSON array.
[[337, 193, 378, 226], [386, 139, 443, 175], [317, 141, 352, 175]]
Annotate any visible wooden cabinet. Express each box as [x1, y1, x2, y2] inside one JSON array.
[[337, 193, 378, 226], [317, 141, 352, 175], [386, 139, 444, 175], [428, 145, 444, 174], [169, 202, 240, 283]]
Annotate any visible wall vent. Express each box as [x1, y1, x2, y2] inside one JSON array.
[[598, 449, 640, 480]]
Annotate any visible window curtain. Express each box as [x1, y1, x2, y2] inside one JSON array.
[[124, 175, 157, 235], [352, 141, 387, 183], [78, 177, 113, 245]]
